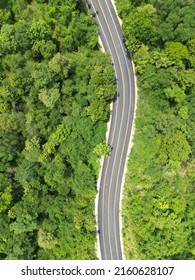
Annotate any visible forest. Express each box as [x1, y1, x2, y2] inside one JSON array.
[[0, 0, 116, 259], [115, 0, 195, 259]]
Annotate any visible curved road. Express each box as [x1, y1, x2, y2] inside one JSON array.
[[88, 0, 136, 259]]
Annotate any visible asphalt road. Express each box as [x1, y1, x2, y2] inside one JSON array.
[[88, 0, 136, 260]]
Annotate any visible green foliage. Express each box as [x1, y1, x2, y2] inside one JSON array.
[[122, 4, 159, 52], [38, 86, 60, 108], [0, 186, 12, 213], [93, 143, 111, 158], [159, 131, 191, 165], [164, 84, 186, 103], [116, 0, 195, 260], [0, 0, 115, 260]]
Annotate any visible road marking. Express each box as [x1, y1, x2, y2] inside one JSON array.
[[96, 0, 127, 259]]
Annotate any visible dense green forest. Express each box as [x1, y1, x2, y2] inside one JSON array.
[[0, 0, 116, 259], [115, 0, 195, 259]]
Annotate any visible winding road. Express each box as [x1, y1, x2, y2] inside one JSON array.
[[88, 0, 136, 260]]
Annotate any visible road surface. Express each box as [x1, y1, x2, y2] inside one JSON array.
[[88, 0, 136, 260]]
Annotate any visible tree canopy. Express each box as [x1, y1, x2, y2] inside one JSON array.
[[115, 0, 195, 260], [0, 0, 116, 259]]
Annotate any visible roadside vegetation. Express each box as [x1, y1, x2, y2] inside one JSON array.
[[115, 0, 195, 259], [0, 0, 116, 259]]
